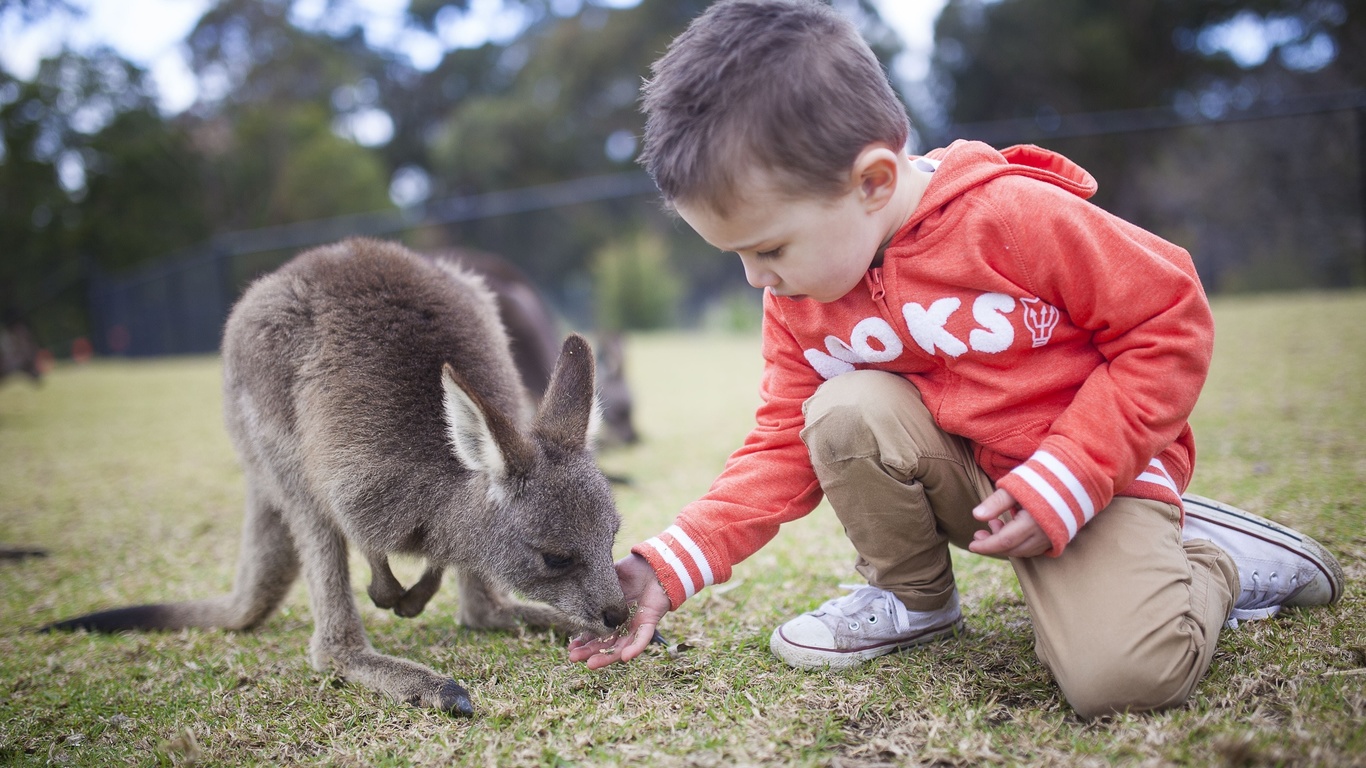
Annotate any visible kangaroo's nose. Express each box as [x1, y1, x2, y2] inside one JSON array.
[[603, 605, 629, 630]]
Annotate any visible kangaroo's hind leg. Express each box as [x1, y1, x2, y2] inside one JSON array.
[[292, 518, 472, 715]]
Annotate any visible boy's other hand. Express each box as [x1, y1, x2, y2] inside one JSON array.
[[568, 553, 671, 669], [969, 488, 1051, 559]]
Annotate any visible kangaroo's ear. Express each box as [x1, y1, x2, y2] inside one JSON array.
[[535, 334, 599, 450], [441, 363, 533, 477]]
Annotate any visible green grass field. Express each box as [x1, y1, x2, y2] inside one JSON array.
[[2, 291, 1363, 766]]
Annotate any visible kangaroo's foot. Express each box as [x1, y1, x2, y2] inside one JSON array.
[[315, 645, 473, 715]]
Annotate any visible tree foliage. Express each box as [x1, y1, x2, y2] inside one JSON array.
[[0, 47, 209, 345], [929, 0, 1361, 126]]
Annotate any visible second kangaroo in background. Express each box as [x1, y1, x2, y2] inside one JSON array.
[[45, 238, 628, 715], [438, 248, 639, 448]]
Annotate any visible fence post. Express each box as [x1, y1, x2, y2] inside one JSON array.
[[83, 254, 108, 356]]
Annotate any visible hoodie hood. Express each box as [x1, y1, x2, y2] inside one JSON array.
[[908, 140, 1098, 229]]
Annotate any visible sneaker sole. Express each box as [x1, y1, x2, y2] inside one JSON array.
[[1182, 493, 1345, 606], [770, 618, 964, 671]]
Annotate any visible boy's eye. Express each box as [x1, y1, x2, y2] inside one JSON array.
[[756, 247, 783, 259]]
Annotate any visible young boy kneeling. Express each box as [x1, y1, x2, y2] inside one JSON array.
[[569, 0, 1344, 717]]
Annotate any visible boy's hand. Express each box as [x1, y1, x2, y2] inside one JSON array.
[[568, 553, 671, 670], [969, 488, 1051, 559]]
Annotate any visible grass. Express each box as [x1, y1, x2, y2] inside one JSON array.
[[2, 290, 1364, 766]]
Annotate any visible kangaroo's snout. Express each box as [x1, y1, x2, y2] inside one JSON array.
[[603, 605, 630, 631]]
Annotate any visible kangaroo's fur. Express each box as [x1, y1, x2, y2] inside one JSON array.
[[44, 238, 628, 715]]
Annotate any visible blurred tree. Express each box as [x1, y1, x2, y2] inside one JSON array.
[[192, 103, 393, 230], [179, 0, 398, 230], [185, 0, 380, 111], [928, 0, 1360, 128], [0, 47, 209, 349], [405, 1, 718, 319], [0, 0, 75, 22], [592, 228, 682, 330]]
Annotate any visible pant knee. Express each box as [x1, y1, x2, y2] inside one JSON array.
[[801, 371, 923, 462], [1056, 658, 1196, 718]]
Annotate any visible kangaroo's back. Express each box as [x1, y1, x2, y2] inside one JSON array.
[[222, 239, 529, 546], [224, 238, 524, 460]]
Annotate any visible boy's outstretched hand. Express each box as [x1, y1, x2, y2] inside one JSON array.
[[568, 553, 671, 669], [969, 488, 1051, 559]]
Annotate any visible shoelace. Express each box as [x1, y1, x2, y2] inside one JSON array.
[[1228, 568, 1301, 625], [817, 585, 912, 634]]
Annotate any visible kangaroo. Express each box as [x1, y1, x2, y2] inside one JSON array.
[[44, 238, 629, 715], [0, 318, 41, 383], [436, 248, 639, 448]]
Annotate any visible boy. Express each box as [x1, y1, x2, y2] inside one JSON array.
[[568, 0, 1344, 716]]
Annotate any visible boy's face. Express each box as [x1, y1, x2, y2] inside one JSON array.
[[674, 174, 887, 304]]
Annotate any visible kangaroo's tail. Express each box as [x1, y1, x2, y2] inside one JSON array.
[[44, 488, 302, 635], [41, 594, 275, 634]]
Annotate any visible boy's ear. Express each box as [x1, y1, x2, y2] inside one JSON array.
[[852, 146, 900, 212]]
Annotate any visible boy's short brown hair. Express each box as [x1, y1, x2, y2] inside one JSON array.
[[638, 0, 910, 215]]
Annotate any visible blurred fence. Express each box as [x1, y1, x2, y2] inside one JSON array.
[[88, 89, 1366, 357], [86, 172, 669, 356]]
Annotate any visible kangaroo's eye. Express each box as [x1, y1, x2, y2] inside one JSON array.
[[542, 553, 574, 570]]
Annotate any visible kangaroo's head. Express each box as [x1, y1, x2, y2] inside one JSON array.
[[440, 333, 628, 637], [593, 331, 638, 448]]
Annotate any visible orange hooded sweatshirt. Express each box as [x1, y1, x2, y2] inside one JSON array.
[[635, 141, 1215, 610]]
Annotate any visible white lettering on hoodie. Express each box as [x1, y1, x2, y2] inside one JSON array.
[[807, 292, 1040, 379]]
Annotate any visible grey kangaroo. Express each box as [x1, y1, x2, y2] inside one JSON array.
[[437, 248, 638, 447], [0, 318, 41, 383], [45, 238, 629, 715]]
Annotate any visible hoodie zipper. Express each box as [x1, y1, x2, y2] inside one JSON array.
[[867, 267, 887, 305]]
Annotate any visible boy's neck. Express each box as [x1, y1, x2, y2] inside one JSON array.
[[872, 153, 933, 268]]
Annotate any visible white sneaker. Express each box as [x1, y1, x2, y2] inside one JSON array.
[[769, 585, 963, 670], [1181, 494, 1344, 626]]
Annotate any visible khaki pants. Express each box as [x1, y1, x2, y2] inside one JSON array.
[[799, 371, 1238, 717]]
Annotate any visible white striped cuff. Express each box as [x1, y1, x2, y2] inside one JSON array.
[[641, 525, 715, 600], [1134, 457, 1180, 497], [1010, 450, 1097, 540]]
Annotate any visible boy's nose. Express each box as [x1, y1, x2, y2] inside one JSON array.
[[741, 260, 778, 290]]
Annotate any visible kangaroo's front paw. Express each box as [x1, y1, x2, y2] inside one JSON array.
[[393, 592, 429, 618], [392, 566, 443, 618], [368, 581, 401, 610], [405, 679, 474, 715]]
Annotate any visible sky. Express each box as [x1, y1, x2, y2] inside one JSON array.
[[0, 0, 949, 116]]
